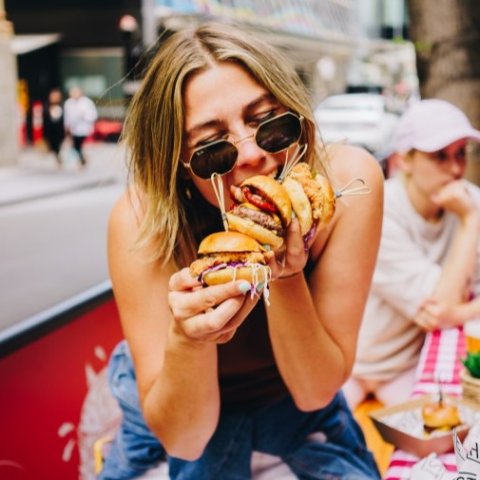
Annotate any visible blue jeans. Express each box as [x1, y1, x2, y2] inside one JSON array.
[[99, 341, 380, 480]]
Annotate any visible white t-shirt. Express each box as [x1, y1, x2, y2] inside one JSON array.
[[64, 96, 98, 137], [353, 175, 480, 381]]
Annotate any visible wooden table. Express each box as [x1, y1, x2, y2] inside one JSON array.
[[383, 327, 466, 479]]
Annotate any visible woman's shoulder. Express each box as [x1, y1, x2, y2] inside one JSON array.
[[324, 143, 384, 188], [109, 186, 145, 242], [309, 144, 384, 259]]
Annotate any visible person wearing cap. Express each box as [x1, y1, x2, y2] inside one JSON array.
[[343, 98, 480, 409]]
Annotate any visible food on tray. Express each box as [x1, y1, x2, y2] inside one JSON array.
[[422, 400, 462, 434], [189, 231, 271, 288], [228, 175, 292, 249]]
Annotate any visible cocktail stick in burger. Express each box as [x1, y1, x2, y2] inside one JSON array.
[[283, 163, 336, 242], [227, 175, 292, 250], [421, 399, 462, 434], [189, 231, 272, 294]]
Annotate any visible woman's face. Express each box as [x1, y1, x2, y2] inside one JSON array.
[[402, 139, 468, 199], [182, 62, 293, 208]]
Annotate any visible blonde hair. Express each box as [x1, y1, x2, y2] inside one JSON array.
[[123, 22, 327, 267]]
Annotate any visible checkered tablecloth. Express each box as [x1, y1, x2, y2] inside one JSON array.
[[383, 327, 466, 480]]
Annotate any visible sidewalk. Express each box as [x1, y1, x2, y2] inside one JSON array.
[[0, 142, 128, 207]]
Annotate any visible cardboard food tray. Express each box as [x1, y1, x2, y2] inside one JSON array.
[[369, 394, 480, 457]]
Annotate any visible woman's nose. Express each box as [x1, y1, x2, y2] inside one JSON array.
[[235, 136, 266, 169], [449, 157, 466, 177]]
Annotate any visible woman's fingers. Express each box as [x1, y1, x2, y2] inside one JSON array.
[[416, 308, 437, 332], [270, 218, 307, 279], [179, 295, 249, 339], [168, 267, 203, 292], [169, 278, 252, 319]]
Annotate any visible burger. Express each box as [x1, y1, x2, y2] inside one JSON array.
[[421, 400, 462, 434], [227, 175, 292, 250], [189, 231, 272, 288], [282, 163, 336, 242]]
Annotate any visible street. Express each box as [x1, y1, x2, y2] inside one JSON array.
[[0, 143, 126, 332]]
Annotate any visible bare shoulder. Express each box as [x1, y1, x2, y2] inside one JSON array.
[[108, 186, 145, 246], [325, 143, 384, 192], [329, 144, 384, 226], [311, 144, 383, 258]]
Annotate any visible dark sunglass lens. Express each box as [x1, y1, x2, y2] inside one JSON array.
[[190, 141, 238, 179], [256, 114, 301, 153]]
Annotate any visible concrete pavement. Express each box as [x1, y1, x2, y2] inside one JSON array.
[[0, 142, 128, 207], [0, 141, 128, 333]]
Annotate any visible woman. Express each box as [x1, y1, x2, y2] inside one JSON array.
[[101, 22, 383, 479], [344, 99, 480, 409]]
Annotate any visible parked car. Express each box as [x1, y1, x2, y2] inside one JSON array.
[[314, 93, 399, 155]]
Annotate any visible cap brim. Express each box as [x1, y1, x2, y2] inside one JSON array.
[[415, 127, 480, 152]]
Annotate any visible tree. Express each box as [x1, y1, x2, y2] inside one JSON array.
[[407, 0, 480, 180]]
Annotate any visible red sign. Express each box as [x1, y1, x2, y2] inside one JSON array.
[[0, 299, 123, 479]]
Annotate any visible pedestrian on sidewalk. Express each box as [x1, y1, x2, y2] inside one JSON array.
[[64, 86, 98, 167], [43, 88, 65, 167]]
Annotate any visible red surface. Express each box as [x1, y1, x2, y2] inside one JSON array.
[[384, 327, 467, 479], [0, 299, 123, 480]]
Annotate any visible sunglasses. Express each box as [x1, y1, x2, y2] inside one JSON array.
[[182, 112, 303, 179]]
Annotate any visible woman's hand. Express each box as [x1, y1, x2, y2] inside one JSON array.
[[416, 297, 469, 330], [168, 268, 258, 344], [432, 180, 478, 220], [268, 217, 312, 280]]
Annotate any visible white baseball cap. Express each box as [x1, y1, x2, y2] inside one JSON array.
[[392, 99, 480, 153]]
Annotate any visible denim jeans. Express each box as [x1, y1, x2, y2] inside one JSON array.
[[99, 341, 380, 480]]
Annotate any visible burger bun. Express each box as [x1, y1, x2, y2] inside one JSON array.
[[282, 177, 313, 235], [203, 264, 270, 286], [422, 402, 462, 430], [226, 212, 284, 249], [241, 175, 292, 226], [198, 231, 265, 255]]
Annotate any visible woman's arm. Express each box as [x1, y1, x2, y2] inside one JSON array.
[[429, 181, 480, 304], [108, 190, 257, 459], [417, 295, 480, 330], [265, 145, 384, 411]]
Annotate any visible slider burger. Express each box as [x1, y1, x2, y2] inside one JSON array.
[[421, 400, 462, 434], [283, 163, 336, 242], [227, 175, 292, 250], [189, 231, 271, 288]]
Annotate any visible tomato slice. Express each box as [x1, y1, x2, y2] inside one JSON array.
[[241, 187, 277, 213]]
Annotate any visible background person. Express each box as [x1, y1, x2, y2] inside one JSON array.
[[100, 22, 383, 479], [42, 88, 65, 166], [343, 99, 480, 410], [64, 86, 97, 167]]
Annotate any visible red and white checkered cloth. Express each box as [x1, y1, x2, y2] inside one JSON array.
[[383, 327, 466, 480]]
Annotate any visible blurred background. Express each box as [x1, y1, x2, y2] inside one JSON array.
[[2, 0, 479, 162], [0, 2, 479, 478]]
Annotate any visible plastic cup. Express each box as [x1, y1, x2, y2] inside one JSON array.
[[464, 319, 480, 353]]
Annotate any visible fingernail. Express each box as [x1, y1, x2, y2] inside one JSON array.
[[256, 282, 265, 292], [238, 281, 251, 293]]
